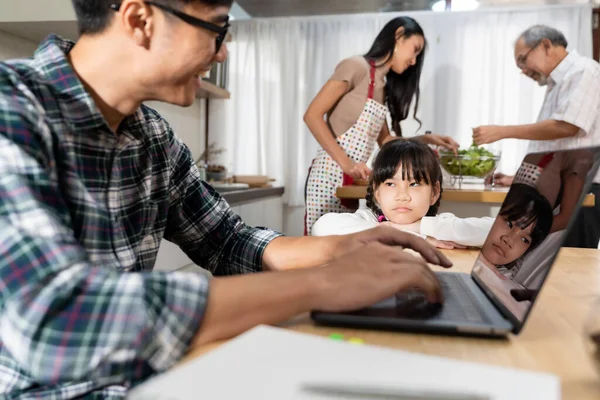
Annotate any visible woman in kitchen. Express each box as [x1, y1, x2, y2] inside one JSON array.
[[303, 16, 459, 235]]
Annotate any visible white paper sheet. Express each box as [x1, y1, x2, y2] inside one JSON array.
[[128, 325, 560, 400]]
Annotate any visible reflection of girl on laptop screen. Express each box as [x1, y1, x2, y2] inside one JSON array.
[[481, 184, 553, 269], [473, 184, 553, 320]]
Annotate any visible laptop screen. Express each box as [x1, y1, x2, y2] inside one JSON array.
[[471, 147, 600, 330]]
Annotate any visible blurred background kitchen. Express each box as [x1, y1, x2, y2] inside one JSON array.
[[1, 0, 598, 270]]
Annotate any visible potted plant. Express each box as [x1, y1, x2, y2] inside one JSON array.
[[197, 143, 227, 182]]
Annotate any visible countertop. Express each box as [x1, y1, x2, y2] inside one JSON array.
[[336, 183, 595, 206], [218, 186, 284, 206], [182, 247, 600, 400]]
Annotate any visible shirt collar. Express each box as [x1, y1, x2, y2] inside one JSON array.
[[549, 50, 579, 85], [31, 34, 143, 140]]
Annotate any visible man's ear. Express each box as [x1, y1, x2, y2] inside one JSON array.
[[541, 37, 553, 53], [119, 0, 154, 48], [430, 181, 441, 205]]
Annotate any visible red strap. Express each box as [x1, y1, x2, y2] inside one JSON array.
[[537, 153, 555, 169], [340, 173, 356, 209], [367, 61, 376, 100]]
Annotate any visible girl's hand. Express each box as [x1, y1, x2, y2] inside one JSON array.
[[426, 237, 467, 250], [344, 162, 371, 180]]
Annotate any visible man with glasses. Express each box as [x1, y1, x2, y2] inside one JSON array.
[[0, 0, 451, 397], [472, 25, 600, 248], [473, 25, 600, 151]]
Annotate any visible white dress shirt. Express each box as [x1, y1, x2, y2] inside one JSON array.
[[527, 50, 600, 181]]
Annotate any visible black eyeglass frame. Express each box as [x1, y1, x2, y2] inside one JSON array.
[[516, 41, 542, 68], [110, 1, 230, 52]]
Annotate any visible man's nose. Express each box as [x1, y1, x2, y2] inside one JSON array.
[[213, 42, 228, 64]]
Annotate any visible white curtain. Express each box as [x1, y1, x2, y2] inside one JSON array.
[[209, 4, 593, 207]]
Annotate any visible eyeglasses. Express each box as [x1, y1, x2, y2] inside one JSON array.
[[516, 42, 541, 68], [110, 1, 230, 53]]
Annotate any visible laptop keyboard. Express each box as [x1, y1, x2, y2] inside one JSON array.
[[435, 273, 491, 324]]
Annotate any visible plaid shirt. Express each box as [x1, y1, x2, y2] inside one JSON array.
[[0, 35, 281, 399]]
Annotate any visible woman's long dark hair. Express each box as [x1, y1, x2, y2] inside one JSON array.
[[366, 139, 443, 220], [364, 17, 426, 135]]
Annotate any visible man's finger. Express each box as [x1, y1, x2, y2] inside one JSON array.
[[368, 227, 452, 267], [385, 247, 443, 303], [402, 265, 443, 303], [445, 241, 467, 249]]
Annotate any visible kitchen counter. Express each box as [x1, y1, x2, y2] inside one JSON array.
[[219, 186, 285, 206], [336, 183, 595, 206]]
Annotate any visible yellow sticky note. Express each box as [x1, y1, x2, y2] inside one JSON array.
[[348, 337, 365, 345]]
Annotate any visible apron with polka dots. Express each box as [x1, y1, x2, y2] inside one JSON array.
[[304, 61, 388, 235], [513, 153, 555, 187]]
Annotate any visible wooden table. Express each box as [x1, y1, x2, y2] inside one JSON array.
[[183, 248, 600, 400], [336, 184, 596, 206]]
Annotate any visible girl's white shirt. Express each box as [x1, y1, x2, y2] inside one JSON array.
[[312, 208, 494, 247]]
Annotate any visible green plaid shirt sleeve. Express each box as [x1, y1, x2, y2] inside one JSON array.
[[163, 132, 282, 276], [0, 35, 281, 399]]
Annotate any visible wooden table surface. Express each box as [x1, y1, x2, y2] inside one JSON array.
[[336, 184, 596, 206], [183, 248, 600, 400]]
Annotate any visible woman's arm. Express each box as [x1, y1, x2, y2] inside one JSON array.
[[304, 80, 368, 178], [414, 134, 460, 153]]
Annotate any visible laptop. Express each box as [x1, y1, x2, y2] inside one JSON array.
[[312, 146, 600, 337]]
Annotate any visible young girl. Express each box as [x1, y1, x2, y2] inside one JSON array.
[[303, 16, 459, 235], [311, 139, 492, 248]]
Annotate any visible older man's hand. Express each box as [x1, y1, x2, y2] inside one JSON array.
[[472, 125, 506, 145]]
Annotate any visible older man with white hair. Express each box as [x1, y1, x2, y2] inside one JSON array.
[[473, 25, 600, 248]]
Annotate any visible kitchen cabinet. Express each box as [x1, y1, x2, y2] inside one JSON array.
[[236, 196, 284, 232], [154, 240, 194, 273]]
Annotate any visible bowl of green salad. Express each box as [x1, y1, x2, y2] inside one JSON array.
[[438, 144, 501, 186]]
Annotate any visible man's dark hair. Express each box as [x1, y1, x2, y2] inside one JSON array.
[[72, 0, 233, 35]]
